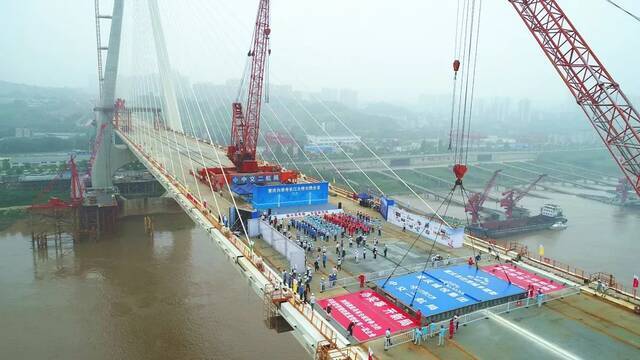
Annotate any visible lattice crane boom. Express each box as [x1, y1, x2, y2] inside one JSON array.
[[500, 174, 546, 218], [508, 0, 640, 197], [465, 169, 502, 224], [228, 0, 271, 173]]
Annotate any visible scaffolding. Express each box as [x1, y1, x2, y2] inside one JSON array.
[[262, 284, 293, 331]]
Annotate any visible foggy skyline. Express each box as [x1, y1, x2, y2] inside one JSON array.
[[1, 0, 638, 106]]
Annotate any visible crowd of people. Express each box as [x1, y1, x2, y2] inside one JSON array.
[[263, 211, 393, 297], [382, 314, 462, 351], [323, 212, 380, 237], [281, 264, 317, 305], [292, 215, 343, 240], [262, 209, 554, 355]]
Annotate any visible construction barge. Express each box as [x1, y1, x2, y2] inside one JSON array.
[[467, 203, 567, 238]]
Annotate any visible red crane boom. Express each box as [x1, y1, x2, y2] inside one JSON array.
[[500, 174, 546, 218], [197, 0, 297, 190], [228, 0, 271, 173], [465, 169, 502, 224], [509, 0, 640, 197]]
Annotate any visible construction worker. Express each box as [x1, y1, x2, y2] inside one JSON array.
[[430, 321, 438, 338], [310, 293, 316, 310], [384, 328, 392, 350], [536, 289, 545, 307], [448, 318, 455, 339], [414, 327, 422, 345], [421, 324, 429, 342], [438, 325, 446, 346], [347, 322, 356, 337]]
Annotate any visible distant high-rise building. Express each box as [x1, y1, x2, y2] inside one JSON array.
[[518, 98, 532, 124], [339, 88, 358, 107]]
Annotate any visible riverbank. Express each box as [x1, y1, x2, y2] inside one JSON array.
[[0, 207, 27, 231]]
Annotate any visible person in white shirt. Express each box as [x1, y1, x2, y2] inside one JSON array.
[[310, 293, 316, 310]]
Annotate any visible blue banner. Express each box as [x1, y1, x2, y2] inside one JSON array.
[[379, 196, 394, 220], [252, 182, 329, 210], [377, 265, 525, 317]]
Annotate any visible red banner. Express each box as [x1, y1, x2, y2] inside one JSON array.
[[482, 264, 565, 294], [316, 289, 417, 342]]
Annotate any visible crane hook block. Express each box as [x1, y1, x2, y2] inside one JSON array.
[[453, 164, 468, 181], [453, 59, 461, 72], [265, 28, 271, 36]]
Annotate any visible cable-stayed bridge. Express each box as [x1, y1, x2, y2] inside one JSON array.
[[78, 0, 640, 359]]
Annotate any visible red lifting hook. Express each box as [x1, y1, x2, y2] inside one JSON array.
[[453, 164, 468, 188], [453, 59, 461, 79]]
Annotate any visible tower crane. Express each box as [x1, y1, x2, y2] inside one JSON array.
[[465, 169, 502, 224], [500, 174, 546, 219], [508, 0, 640, 197], [197, 0, 297, 190]]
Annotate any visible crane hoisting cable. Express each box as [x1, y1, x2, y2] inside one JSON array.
[[448, 0, 482, 190]]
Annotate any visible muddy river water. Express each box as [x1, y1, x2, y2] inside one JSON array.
[[0, 214, 304, 359]]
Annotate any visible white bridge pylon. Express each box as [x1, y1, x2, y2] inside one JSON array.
[[92, 0, 183, 188], [147, 0, 183, 133]]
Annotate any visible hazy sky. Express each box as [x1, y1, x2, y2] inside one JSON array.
[[1, 0, 638, 105]]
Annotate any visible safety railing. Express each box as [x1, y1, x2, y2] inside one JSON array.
[[288, 298, 341, 348], [118, 129, 354, 349]]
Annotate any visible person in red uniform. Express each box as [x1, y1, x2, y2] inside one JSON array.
[[448, 318, 455, 339]]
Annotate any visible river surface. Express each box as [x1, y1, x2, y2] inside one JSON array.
[[0, 214, 304, 360], [396, 188, 640, 286]]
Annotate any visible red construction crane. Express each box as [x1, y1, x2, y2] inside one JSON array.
[[227, 0, 271, 173], [465, 170, 502, 224], [30, 155, 83, 210], [68, 156, 84, 206], [509, 0, 640, 197], [87, 121, 108, 180], [500, 174, 546, 218], [197, 0, 297, 191]]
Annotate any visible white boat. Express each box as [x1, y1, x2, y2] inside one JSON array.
[[549, 222, 567, 230]]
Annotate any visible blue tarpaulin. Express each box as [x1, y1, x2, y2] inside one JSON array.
[[231, 183, 256, 196], [376, 265, 525, 317], [357, 192, 373, 200]]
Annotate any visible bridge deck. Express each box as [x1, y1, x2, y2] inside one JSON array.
[[118, 123, 640, 360]]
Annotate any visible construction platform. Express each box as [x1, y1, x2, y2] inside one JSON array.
[[117, 123, 640, 360]]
